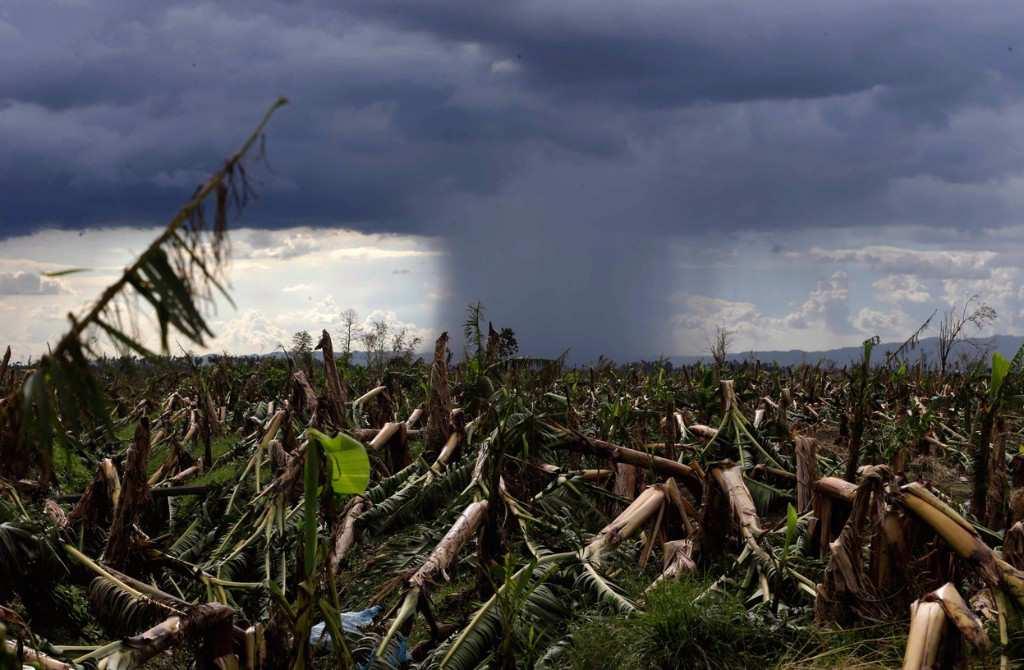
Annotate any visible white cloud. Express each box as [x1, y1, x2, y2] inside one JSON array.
[[235, 228, 442, 262], [490, 59, 522, 74], [851, 306, 915, 337], [282, 283, 314, 293], [672, 272, 855, 352], [873, 274, 931, 304], [207, 308, 292, 354], [672, 295, 762, 333], [0, 271, 65, 295], [671, 295, 772, 353], [938, 268, 1019, 335], [800, 246, 997, 279], [942, 268, 1018, 308], [326, 247, 437, 260], [241, 230, 319, 260], [783, 271, 850, 332]]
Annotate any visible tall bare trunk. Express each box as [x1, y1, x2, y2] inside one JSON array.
[[424, 333, 451, 462], [104, 418, 151, 570], [315, 329, 347, 428], [795, 436, 818, 513], [987, 417, 1009, 530], [613, 463, 638, 509], [972, 405, 997, 522], [69, 458, 121, 530]]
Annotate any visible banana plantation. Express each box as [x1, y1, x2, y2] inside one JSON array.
[[4, 102, 1024, 669]]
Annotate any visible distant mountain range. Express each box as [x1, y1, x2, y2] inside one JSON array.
[[669, 335, 1024, 367]]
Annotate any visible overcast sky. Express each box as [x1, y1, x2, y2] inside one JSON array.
[[4, 1, 1024, 360]]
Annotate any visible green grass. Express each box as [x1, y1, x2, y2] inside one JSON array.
[[566, 576, 790, 669], [560, 574, 913, 670], [192, 435, 243, 483], [776, 622, 907, 669], [52, 442, 93, 491], [147, 433, 237, 477], [164, 435, 242, 525]]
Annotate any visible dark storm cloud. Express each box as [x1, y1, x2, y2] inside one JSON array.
[[5, 1, 1024, 236], [0, 2, 573, 234], [349, 1, 1024, 108], [5, 1, 1024, 356]]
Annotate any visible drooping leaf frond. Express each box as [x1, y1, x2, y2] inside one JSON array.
[[358, 458, 474, 535], [435, 566, 570, 670], [7, 98, 288, 481], [576, 561, 637, 613], [0, 521, 67, 588], [88, 575, 169, 635]]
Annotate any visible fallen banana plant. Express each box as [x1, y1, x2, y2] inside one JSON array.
[[377, 499, 490, 656], [902, 582, 988, 670]]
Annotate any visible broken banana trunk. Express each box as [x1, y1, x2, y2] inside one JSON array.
[[705, 463, 783, 602], [2, 640, 73, 670], [377, 500, 490, 657], [69, 457, 121, 531], [902, 582, 988, 670], [1005, 521, 1024, 571], [816, 466, 891, 623], [900, 483, 1002, 589], [583, 485, 666, 566], [424, 332, 452, 462], [98, 602, 238, 670], [410, 499, 490, 589], [809, 476, 856, 556], [650, 538, 698, 590], [561, 432, 703, 499], [327, 495, 368, 578], [794, 436, 818, 513], [103, 418, 152, 570], [315, 329, 348, 427]]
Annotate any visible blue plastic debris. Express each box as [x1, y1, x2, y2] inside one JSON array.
[[309, 604, 382, 650]]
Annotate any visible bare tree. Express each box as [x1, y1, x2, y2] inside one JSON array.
[[709, 326, 733, 369], [291, 329, 314, 376], [498, 327, 519, 359], [937, 296, 997, 377], [390, 326, 422, 361], [291, 330, 314, 359], [339, 308, 360, 358], [361, 318, 390, 374]]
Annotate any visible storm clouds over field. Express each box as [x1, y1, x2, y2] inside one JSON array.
[[5, 1, 1024, 358]]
